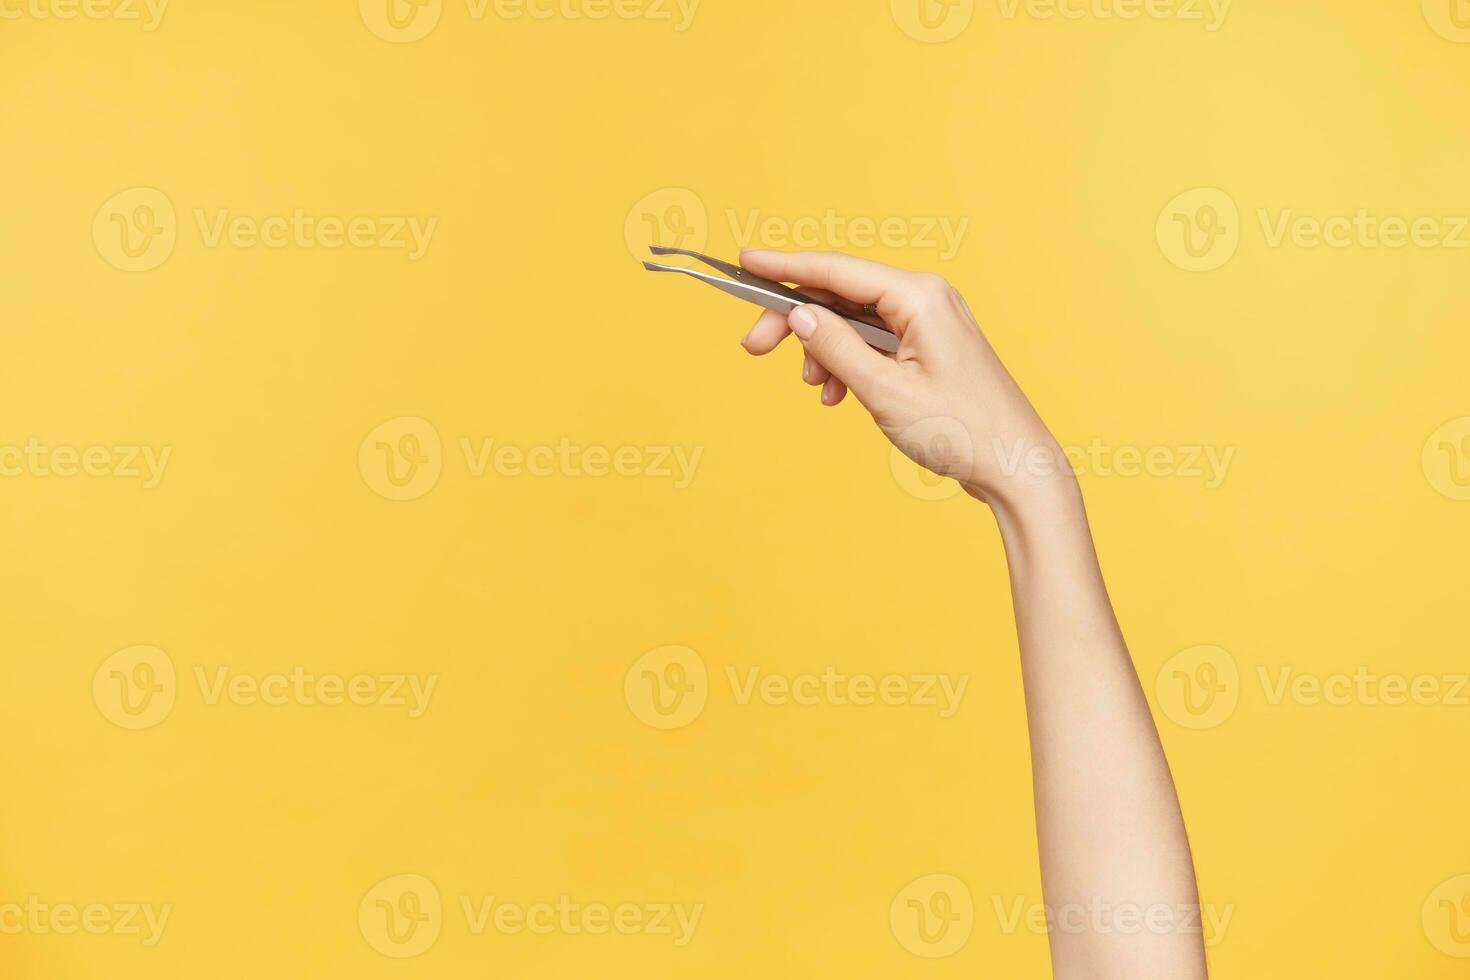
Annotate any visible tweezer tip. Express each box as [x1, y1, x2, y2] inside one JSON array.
[[648, 245, 674, 255]]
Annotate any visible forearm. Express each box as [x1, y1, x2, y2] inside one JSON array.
[[992, 474, 1207, 980]]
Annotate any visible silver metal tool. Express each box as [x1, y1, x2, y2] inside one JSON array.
[[642, 246, 901, 354]]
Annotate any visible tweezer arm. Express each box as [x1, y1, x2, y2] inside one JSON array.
[[649, 245, 812, 304], [644, 249, 901, 354]]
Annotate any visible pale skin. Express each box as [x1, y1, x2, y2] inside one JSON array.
[[738, 249, 1208, 979]]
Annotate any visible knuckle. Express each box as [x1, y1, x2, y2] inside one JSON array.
[[907, 273, 961, 316], [801, 252, 836, 286], [915, 272, 952, 296]]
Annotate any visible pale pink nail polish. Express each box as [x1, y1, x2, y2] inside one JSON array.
[[790, 307, 817, 340]]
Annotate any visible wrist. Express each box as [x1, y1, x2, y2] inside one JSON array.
[[963, 430, 1085, 545], [981, 473, 1089, 581], [985, 468, 1082, 524], [959, 431, 1081, 523]]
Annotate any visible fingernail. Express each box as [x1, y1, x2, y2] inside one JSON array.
[[790, 306, 817, 340], [802, 356, 810, 381]]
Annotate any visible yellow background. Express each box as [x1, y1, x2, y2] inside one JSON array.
[[3, 0, 1469, 976]]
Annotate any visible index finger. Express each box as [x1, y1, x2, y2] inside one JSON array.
[[738, 249, 914, 306]]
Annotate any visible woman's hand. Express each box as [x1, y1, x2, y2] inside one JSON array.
[[743, 250, 1208, 980], [738, 249, 1074, 514]]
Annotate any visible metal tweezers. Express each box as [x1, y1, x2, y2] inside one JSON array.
[[642, 246, 900, 354]]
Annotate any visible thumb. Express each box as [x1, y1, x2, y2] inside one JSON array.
[[788, 304, 897, 408]]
